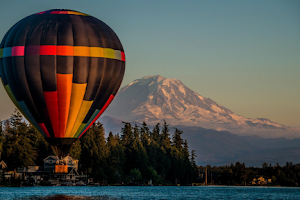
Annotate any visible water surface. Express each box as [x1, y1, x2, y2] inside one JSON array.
[[0, 186, 300, 200]]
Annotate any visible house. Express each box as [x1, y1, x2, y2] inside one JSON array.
[[63, 156, 79, 172], [17, 166, 42, 173], [4, 171, 16, 180], [17, 166, 43, 185], [0, 160, 7, 170], [4, 170, 23, 181], [1, 162, 42, 183], [44, 155, 59, 172], [49, 167, 79, 183], [0, 161, 19, 181], [252, 176, 272, 185], [43, 155, 79, 173]]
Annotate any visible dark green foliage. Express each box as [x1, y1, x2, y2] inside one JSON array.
[[30, 124, 53, 166], [1, 110, 300, 186], [2, 110, 36, 171], [80, 122, 109, 181], [76, 120, 195, 185], [160, 120, 171, 149], [129, 168, 142, 180], [198, 162, 300, 186], [106, 132, 125, 183], [172, 128, 183, 151], [191, 150, 198, 182], [69, 140, 81, 160], [0, 111, 196, 185]]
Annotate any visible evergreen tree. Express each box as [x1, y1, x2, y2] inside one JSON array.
[[106, 132, 125, 183], [172, 128, 183, 151], [151, 123, 160, 143], [182, 140, 190, 160], [140, 122, 150, 147], [191, 150, 198, 180], [80, 125, 96, 174], [90, 122, 108, 181], [27, 124, 52, 166], [93, 122, 108, 162], [122, 124, 149, 177], [69, 140, 81, 160], [121, 122, 133, 147], [160, 120, 171, 149], [2, 110, 35, 177], [168, 147, 182, 184]]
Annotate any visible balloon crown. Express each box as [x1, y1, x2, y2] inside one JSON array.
[[35, 9, 89, 16]]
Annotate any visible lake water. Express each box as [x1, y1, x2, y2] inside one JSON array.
[[0, 186, 300, 200]]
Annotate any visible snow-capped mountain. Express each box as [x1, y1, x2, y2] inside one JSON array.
[[103, 75, 299, 138]]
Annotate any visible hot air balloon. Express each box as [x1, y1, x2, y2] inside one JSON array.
[[0, 9, 125, 158]]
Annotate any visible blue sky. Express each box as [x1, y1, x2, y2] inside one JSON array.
[[0, 0, 299, 127]]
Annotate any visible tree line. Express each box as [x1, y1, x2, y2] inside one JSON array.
[[0, 110, 197, 185], [1, 110, 300, 186], [199, 162, 300, 186]]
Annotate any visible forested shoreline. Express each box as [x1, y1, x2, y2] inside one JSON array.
[[0, 110, 197, 185], [1, 110, 300, 186]]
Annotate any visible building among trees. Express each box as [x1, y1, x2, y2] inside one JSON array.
[[44, 155, 79, 173], [252, 176, 272, 185]]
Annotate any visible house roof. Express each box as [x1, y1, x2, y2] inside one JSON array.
[[43, 155, 78, 162], [0, 160, 7, 169], [255, 175, 270, 179], [63, 155, 79, 162], [43, 155, 59, 161]]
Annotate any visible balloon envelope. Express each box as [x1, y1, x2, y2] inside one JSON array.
[[0, 9, 125, 157]]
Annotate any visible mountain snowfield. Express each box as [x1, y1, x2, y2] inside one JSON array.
[[103, 75, 300, 138]]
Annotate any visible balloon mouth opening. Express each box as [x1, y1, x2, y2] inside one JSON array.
[[45, 138, 78, 158]]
